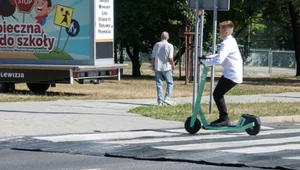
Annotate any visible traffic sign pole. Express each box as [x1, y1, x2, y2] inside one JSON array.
[[15, 0, 35, 23], [188, 0, 230, 113], [209, 0, 218, 113], [62, 19, 80, 53], [192, 0, 200, 114], [53, 5, 74, 53], [198, 11, 204, 91], [61, 36, 70, 53], [55, 27, 62, 53]]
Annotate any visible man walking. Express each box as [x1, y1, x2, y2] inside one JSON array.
[[152, 32, 175, 106]]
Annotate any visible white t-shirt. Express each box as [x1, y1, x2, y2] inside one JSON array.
[[152, 40, 174, 71], [202, 35, 243, 83]]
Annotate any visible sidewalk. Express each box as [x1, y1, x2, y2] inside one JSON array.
[[0, 92, 300, 138]]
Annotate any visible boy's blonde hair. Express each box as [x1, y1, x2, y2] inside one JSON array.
[[219, 20, 234, 34]]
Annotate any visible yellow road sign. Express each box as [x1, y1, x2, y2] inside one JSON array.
[[54, 4, 73, 28]]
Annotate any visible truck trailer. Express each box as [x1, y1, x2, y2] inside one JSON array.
[[0, 0, 127, 94]]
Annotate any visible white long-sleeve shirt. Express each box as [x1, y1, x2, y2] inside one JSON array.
[[202, 35, 243, 83]]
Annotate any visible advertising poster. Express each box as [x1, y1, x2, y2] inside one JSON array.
[[95, 0, 113, 42], [95, 0, 114, 59], [0, 0, 91, 62]]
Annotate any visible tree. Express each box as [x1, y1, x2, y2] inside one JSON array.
[[288, 1, 300, 76], [215, 0, 300, 71], [114, 0, 193, 77], [257, 0, 300, 75], [199, 0, 267, 60], [115, 0, 300, 76]]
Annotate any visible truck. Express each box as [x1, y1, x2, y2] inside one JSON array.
[[0, 0, 127, 94]]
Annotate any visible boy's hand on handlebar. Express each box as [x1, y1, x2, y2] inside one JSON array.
[[199, 55, 207, 59], [198, 55, 207, 65]]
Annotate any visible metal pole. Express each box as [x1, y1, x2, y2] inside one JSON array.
[[268, 49, 272, 74], [185, 27, 188, 84], [209, 0, 218, 113], [192, 0, 200, 112], [61, 35, 70, 53], [56, 27, 63, 53], [198, 10, 204, 89]]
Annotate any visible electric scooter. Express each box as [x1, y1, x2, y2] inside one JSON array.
[[184, 65, 261, 136]]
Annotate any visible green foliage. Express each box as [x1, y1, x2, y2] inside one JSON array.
[[114, 0, 196, 76], [249, 0, 298, 50], [198, 0, 267, 53], [115, 0, 194, 53], [114, 0, 299, 75]]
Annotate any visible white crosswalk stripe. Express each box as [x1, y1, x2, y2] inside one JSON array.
[[154, 136, 300, 151], [221, 144, 300, 154], [34, 126, 300, 145], [34, 130, 177, 142], [283, 156, 300, 160], [33, 125, 277, 143]]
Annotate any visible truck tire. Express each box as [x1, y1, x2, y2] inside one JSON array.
[[0, 83, 9, 93], [0, 83, 15, 93], [26, 83, 50, 94]]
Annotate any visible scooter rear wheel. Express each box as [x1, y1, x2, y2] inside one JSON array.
[[185, 116, 201, 134]]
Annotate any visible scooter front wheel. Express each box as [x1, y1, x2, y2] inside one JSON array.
[[185, 116, 201, 134]]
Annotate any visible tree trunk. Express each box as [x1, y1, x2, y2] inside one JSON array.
[[114, 43, 118, 63], [119, 45, 124, 64], [289, 2, 300, 76], [174, 42, 185, 65], [126, 45, 141, 77]]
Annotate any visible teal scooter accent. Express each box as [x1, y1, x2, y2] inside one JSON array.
[[184, 65, 261, 136]]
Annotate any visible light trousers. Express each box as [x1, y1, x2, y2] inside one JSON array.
[[155, 70, 173, 104]]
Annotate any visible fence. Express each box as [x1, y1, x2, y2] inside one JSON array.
[[244, 49, 296, 76], [122, 48, 297, 77], [179, 48, 296, 77]]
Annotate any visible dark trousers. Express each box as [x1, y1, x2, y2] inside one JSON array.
[[213, 76, 237, 119]]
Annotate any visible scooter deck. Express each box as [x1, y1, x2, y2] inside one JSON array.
[[202, 122, 255, 131]]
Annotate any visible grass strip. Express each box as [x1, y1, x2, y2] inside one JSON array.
[[129, 102, 300, 122]]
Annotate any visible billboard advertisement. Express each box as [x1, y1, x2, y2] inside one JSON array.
[[95, 0, 114, 59], [0, 0, 95, 64]]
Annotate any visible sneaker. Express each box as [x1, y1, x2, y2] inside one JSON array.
[[158, 103, 163, 106], [163, 99, 173, 106], [210, 118, 231, 126]]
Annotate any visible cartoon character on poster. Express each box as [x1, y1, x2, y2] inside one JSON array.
[[30, 0, 56, 26]]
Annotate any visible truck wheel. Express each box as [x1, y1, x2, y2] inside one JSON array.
[[0, 83, 15, 93], [26, 83, 50, 94], [0, 83, 9, 93]]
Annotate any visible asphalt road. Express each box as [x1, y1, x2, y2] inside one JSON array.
[[0, 122, 298, 170], [0, 149, 266, 170]]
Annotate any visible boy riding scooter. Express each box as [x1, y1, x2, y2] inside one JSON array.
[[201, 20, 243, 126]]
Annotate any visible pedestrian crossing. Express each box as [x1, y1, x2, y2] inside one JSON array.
[[12, 125, 300, 170]]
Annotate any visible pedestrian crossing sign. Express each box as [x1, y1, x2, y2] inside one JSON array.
[[54, 4, 74, 28]]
